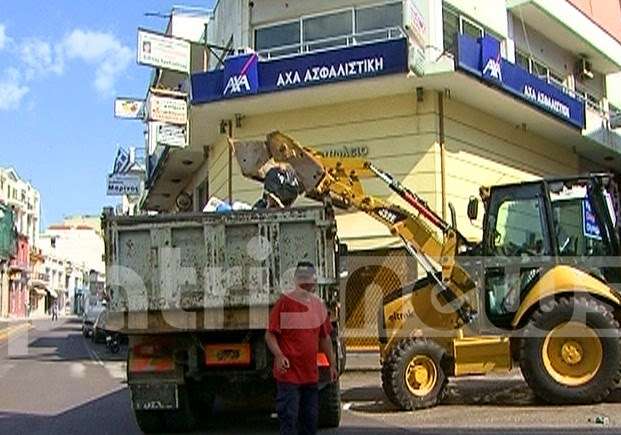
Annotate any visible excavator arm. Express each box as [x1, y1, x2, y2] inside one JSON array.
[[231, 131, 476, 325]]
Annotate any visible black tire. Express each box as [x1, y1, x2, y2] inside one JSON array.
[[318, 380, 341, 428], [519, 296, 621, 404], [134, 410, 165, 434], [381, 338, 448, 410]]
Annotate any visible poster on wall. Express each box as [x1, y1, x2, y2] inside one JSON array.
[[137, 29, 191, 73]]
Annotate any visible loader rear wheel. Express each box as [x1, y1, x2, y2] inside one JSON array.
[[381, 338, 447, 410], [519, 296, 621, 404], [318, 380, 341, 428]]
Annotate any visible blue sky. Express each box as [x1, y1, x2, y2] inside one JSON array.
[[0, 1, 215, 228]]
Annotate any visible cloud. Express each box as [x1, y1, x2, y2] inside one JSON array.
[[0, 68, 29, 110], [0, 23, 9, 51], [19, 38, 64, 78], [62, 29, 133, 96]]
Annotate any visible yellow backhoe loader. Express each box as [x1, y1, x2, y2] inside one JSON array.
[[231, 131, 621, 410]]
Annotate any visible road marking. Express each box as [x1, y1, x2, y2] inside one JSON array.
[[0, 363, 15, 379], [0, 323, 32, 347], [104, 361, 127, 380], [69, 362, 87, 379], [82, 337, 104, 366]]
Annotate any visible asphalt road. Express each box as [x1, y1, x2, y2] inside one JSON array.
[[0, 318, 620, 434]]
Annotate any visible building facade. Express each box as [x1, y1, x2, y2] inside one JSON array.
[[39, 216, 104, 314], [0, 167, 41, 318], [136, 0, 621, 346]]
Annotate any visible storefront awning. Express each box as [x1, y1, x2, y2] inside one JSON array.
[[31, 287, 47, 296], [47, 289, 58, 299]]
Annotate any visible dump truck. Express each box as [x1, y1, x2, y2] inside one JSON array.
[[102, 205, 345, 433], [231, 131, 621, 411]]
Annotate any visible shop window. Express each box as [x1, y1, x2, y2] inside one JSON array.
[[255, 2, 401, 59], [303, 10, 352, 51], [442, 7, 459, 53], [515, 51, 529, 71], [355, 2, 402, 42], [255, 20, 301, 58], [460, 16, 483, 40]]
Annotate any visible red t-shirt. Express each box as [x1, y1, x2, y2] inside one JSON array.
[[268, 290, 333, 384]]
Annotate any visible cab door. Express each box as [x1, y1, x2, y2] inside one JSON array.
[[479, 182, 553, 332]]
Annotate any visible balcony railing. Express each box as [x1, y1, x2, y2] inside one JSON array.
[[257, 26, 406, 61]]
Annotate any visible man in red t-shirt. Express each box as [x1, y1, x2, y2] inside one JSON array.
[[265, 261, 338, 435]]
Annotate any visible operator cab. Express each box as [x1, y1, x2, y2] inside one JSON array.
[[476, 175, 620, 330]]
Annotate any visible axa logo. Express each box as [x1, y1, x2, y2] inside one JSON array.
[[483, 53, 502, 81], [224, 74, 251, 95]]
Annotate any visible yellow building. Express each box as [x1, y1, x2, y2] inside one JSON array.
[[138, 0, 621, 347]]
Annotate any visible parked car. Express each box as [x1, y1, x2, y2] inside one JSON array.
[[82, 305, 104, 338], [92, 308, 128, 345]]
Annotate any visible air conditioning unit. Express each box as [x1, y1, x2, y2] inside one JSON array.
[[577, 57, 594, 80]]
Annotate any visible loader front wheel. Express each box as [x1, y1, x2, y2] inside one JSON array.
[[381, 338, 447, 410], [519, 296, 621, 404]]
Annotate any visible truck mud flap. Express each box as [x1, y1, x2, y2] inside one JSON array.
[[130, 383, 179, 411]]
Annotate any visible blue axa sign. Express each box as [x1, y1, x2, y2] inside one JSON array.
[[276, 57, 386, 87], [191, 38, 407, 104], [223, 53, 259, 97], [457, 35, 585, 129]]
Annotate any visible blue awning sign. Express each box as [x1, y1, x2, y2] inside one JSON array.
[[191, 38, 408, 105], [457, 34, 585, 129]]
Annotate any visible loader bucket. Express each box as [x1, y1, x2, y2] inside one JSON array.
[[265, 131, 326, 194], [228, 138, 273, 181]]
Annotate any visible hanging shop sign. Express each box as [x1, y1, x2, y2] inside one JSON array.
[[147, 94, 188, 125], [137, 29, 191, 74], [456, 34, 585, 129], [403, 0, 426, 76], [191, 38, 408, 104], [156, 123, 188, 148], [107, 173, 141, 196], [114, 98, 145, 119]]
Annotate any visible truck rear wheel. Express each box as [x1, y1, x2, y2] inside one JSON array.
[[318, 380, 341, 428], [519, 296, 621, 404], [381, 338, 447, 410], [162, 385, 196, 432], [133, 410, 164, 434]]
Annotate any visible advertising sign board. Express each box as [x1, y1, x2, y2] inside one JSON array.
[[137, 29, 191, 73]]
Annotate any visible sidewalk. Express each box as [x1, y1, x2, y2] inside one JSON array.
[[345, 350, 381, 371]]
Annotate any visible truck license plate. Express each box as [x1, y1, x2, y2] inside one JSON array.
[[131, 383, 178, 410], [205, 343, 251, 366]]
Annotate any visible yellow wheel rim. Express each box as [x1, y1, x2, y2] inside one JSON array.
[[405, 355, 438, 397], [542, 321, 603, 386]]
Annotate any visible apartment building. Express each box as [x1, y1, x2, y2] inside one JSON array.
[[39, 216, 104, 313], [136, 0, 621, 346], [0, 167, 41, 317]]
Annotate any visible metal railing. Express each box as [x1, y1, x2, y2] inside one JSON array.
[[257, 26, 406, 61]]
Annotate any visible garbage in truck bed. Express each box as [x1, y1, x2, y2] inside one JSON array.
[[202, 196, 251, 212], [253, 166, 301, 209]]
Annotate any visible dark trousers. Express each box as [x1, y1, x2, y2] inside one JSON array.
[[275, 382, 319, 435]]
